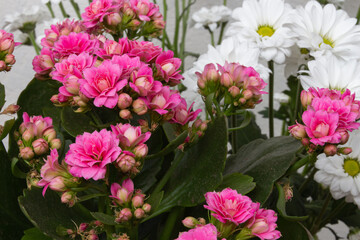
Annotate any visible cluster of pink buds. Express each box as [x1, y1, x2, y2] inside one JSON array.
[[110, 179, 151, 223], [197, 62, 267, 114], [111, 123, 151, 175], [0, 29, 20, 72], [111, 233, 130, 240], [67, 221, 104, 240], [177, 119, 208, 151], [15, 112, 61, 164], [289, 87, 360, 156], [82, 0, 165, 38]]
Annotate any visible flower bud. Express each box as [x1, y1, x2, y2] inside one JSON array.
[[132, 99, 148, 115], [119, 109, 132, 120], [43, 127, 56, 141], [289, 123, 306, 139], [182, 217, 197, 228], [20, 147, 35, 160], [0, 61, 5, 71], [118, 154, 136, 173], [138, 119, 149, 132], [79, 223, 88, 232], [198, 218, 206, 225], [324, 144, 337, 156], [132, 194, 144, 208], [340, 131, 350, 145], [300, 90, 313, 108], [118, 93, 132, 109], [338, 147, 352, 155], [134, 208, 145, 219], [49, 176, 66, 192], [22, 128, 35, 142], [0, 104, 20, 114], [61, 191, 76, 207], [228, 86, 240, 98], [301, 138, 310, 146], [106, 12, 122, 26], [283, 183, 293, 202], [142, 203, 151, 213], [32, 138, 49, 155], [243, 89, 253, 100], [220, 73, 233, 87], [200, 122, 207, 132], [133, 144, 148, 158], [116, 208, 132, 223], [250, 219, 269, 235], [50, 138, 61, 150], [5, 54, 15, 65]]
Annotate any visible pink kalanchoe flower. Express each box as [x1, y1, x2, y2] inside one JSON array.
[[246, 208, 281, 240], [155, 50, 183, 85], [170, 99, 202, 125], [0, 29, 21, 54], [53, 32, 99, 59], [96, 38, 131, 59], [82, 0, 122, 28], [176, 224, 219, 240], [20, 112, 53, 138], [129, 64, 154, 96], [128, 40, 162, 63], [80, 60, 128, 108], [302, 109, 341, 146], [130, 0, 160, 22], [65, 129, 121, 180], [111, 54, 142, 79], [109, 178, 134, 206], [204, 188, 257, 225], [143, 86, 182, 115], [111, 123, 151, 149], [32, 48, 55, 79]]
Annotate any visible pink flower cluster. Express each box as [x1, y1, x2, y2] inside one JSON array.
[[0, 29, 21, 71], [197, 62, 267, 111], [82, 0, 165, 38], [110, 178, 151, 222], [111, 123, 151, 174], [176, 224, 220, 240], [16, 112, 61, 162], [204, 188, 281, 240], [66, 220, 104, 240], [289, 88, 360, 155]]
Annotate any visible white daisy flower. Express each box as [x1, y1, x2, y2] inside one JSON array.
[[274, 92, 290, 104], [191, 5, 232, 32], [182, 37, 269, 113], [288, 1, 360, 61], [299, 56, 360, 99], [225, 0, 295, 64], [314, 130, 360, 208]]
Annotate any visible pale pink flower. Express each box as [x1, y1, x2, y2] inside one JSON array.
[[32, 47, 55, 79], [82, 0, 122, 28], [20, 112, 53, 138], [111, 123, 151, 149], [143, 86, 182, 115], [96, 38, 130, 59], [65, 129, 121, 180], [128, 40, 162, 63], [129, 64, 154, 96], [130, 0, 160, 22], [170, 99, 202, 125], [109, 178, 134, 206], [0, 29, 20, 54], [155, 50, 183, 85], [246, 208, 281, 240], [80, 60, 128, 108], [176, 224, 219, 240], [204, 188, 257, 225]]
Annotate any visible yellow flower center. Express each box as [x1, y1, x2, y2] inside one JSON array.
[[322, 36, 335, 48], [257, 25, 275, 37], [343, 158, 360, 177]]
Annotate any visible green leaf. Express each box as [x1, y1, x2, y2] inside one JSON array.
[[224, 136, 301, 204], [0, 82, 5, 110], [11, 158, 27, 179], [18, 188, 91, 239], [90, 212, 116, 226], [61, 106, 98, 137], [205, 93, 215, 118], [275, 183, 308, 221], [217, 173, 256, 195], [228, 111, 252, 131], [21, 228, 52, 240], [277, 216, 313, 240], [77, 193, 107, 203], [0, 118, 15, 140], [147, 191, 164, 213], [42, 107, 62, 132], [152, 116, 228, 216]]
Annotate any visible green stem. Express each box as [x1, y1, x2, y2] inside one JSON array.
[[268, 61, 274, 138], [59, 2, 69, 18], [129, 224, 139, 240], [320, 200, 346, 227], [287, 154, 310, 175], [162, 0, 168, 49], [223, 0, 227, 5], [160, 207, 184, 240], [28, 31, 40, 55], [231, 115, 237, 154], [357, 3, 360, 24], [173, 0, 180, 56], [70, 0, 82, 19], [293, 77, 302, 124], [217, 22, 227, 45], [311, 193, 332, 234], [299, 167, 316, 194], [152, 151, 185, 194], [46, 2, 55, 18], [88, 0, 92, 4], [209, 30, 215, 46], [179, 0, 191, 71]]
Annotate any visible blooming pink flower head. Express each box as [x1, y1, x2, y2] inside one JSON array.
[[96, 38, 131, 59], [246, 208, 281, 240], [111, 123, 151, 149], [129, 64, 154, 96], [128, 40, 162, 63], [82, 0, 122, 28], [0, 29, 20, 54], [130, 0, 160, 22], [111, 54, 142, 79], [20, 112, 53, 138], [65, 129, 121, 180], [176, 224, 219, 240], [80, 60, 128, 108], [53, 33, 99, 59], [204, 188, 258, 225], [170, 99, 202, 125], [41, 19, 86, 49], [155, 50, 183, 85], [143, 86, 182, 115], [32, 48, 55, 79], [110, 178, 134, 206]]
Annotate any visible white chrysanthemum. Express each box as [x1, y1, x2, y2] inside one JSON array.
[[299, 56, 360, 99], [274, 92, 290, 104], [182, 37, 269, 113], [191, 5, 232, 32], [314, 130, 360, 208], [288, 1, 360, 61], [226, 0, 295, 64]]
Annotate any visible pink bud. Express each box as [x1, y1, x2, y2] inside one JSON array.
[[134, 208, 145, 219], [301, 138, 310, 146], [22, 128, 35, 142], [79, 223, 88, 232], [0, 61, 6, 71], [0, 104, 20, 114], [221, 73, 233, 87], [250, 219, 269, 235], [133, 144, 148, 158], [118, 93, 132, 109], [119, 109, 132, 120], [289, 123, 306, 139], [32, 138, 49, 155], [118, 154, 136, 173], [50, 138, 61, 150], [338, 147, 352, 155], [340, 131, 350, 144], [200, 122, 207, 132], [132, 99, 148, 115], [283, 184, 293, 202], [197, 78, 206, 89], [300, 90, 313, 108], [49, 176, 66, 192], [61, 191, 76, 207], [43, 128, 56, 141], [93, 220, 102, 227], [142, 203, 151, 213], [132, 195, 144, 208], [89, 234, 99, 240], [106, 12, 122, 26], [243, 89, 253, 100], [5, 54, 15, 65], [198, 218, 206, 225], [20, 147, 35, 160], [182, 217, 197, 228], [116, 208, 132, 223], [228, 86, 240, 97], [129, 19, 141, 28], [193, 119, 202, 129], [324, 144, 337, 156]]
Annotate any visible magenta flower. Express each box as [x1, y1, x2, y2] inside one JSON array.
[[176, 224, 219, 240], [302, 109, 341, 146], [111, 123, 151, 149], [109, 178, 134, 206], [128, 40, 162, 63], [80, 60, 128, 108], [204, 188, 257, 225], [111, 54, 142, 79], [65, 129, 121, 180], [82, 0, 121, 28], [170, 99, 202, 125], [155, 50, 183, 85], [246, 208, 281, 240], [143, 86, 181, 115], [130, 0, 160, 22], [53, 33, 99, 58]]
